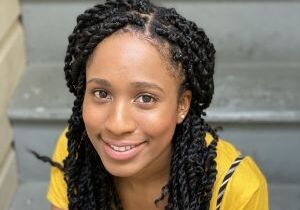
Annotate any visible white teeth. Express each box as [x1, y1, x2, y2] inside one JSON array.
[[110, 144, 134, 152]]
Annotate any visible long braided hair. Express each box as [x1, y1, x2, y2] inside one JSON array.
[[62, 0, 218, 209]]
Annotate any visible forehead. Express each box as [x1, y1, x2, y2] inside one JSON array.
[[86, 32, 181, 87]]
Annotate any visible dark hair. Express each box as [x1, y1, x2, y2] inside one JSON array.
[[54, 0, 218, 209]]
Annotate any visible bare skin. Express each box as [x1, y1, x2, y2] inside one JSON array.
[[51, 31, 191, 210], [83, 32, 191, 210]]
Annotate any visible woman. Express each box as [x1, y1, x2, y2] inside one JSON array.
[[46, 0, 269, 209]]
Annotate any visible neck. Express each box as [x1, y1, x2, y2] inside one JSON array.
[[114, 147, 172, 210]]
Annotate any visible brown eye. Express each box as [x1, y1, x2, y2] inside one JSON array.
[[136, 94, 156, 104], [142, 95, 152, 103], [93, 90, 112, 100]]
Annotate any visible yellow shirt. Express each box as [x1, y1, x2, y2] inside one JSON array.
[[47, 128, 269, 210]]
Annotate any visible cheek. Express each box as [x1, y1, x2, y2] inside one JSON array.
[[137, 104, 178, 140], [82, 97, 104, 134]]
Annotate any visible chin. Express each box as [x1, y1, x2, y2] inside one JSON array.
[[106, 167, 136, 177], [93, 149, 138, 178], [92, 140, 145, 178], [101, 160, 141, 178]]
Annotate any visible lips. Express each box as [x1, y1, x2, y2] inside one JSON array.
[[110, 144, 135, 152], [101, 137, 145, 148], [101, 138, 147, 160]]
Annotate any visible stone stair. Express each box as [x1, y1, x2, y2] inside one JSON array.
[[7, 0, 300, 209]]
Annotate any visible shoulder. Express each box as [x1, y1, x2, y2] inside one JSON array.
[[47, 127, 69, 210], [220, 155, 269, 210], [52, 127, 69, 165], [206, 134, 269, 210], [205, 133, 243, 174]]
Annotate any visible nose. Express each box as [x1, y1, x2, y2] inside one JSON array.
[[104, 100, 137, 136]]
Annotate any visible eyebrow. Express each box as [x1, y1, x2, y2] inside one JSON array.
[[87, 78, 112, 87], [130, 81, 165, 93], [87, 78, 164, 93]]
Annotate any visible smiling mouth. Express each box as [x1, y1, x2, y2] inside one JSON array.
[[100, 137, 147, 160], [102, 138, 146, 153], [109, 144, 135, 152]]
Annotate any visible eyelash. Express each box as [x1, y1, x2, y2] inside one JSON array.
[[135, 94, 157, 104], [93, 89, 112, 101], [92, 89, 157, 104]]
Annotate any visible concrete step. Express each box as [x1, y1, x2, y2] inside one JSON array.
[[9, 181, 300, 210], [10, 182, 49, 210], [21, 1, 300, 64], [269, 184, 300, 210], [9, 1, 300, 209], [8, 62, 300, 122], [8, 62, 300, 185]]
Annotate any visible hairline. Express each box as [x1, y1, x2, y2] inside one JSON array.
[[86, 27, 186, 99]]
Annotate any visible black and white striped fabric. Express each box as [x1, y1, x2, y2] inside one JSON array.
[[216, 154, 245, 210]]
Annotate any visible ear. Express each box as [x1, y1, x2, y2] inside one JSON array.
[[176, 89, 192, 124]]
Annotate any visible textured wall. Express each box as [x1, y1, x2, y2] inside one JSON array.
[[0, 0, 26, 209]]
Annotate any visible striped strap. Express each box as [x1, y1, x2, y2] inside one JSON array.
[[216, 154, 244, 210]]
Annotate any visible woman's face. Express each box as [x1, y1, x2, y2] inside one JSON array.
[[83, 32, 191, 179]]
